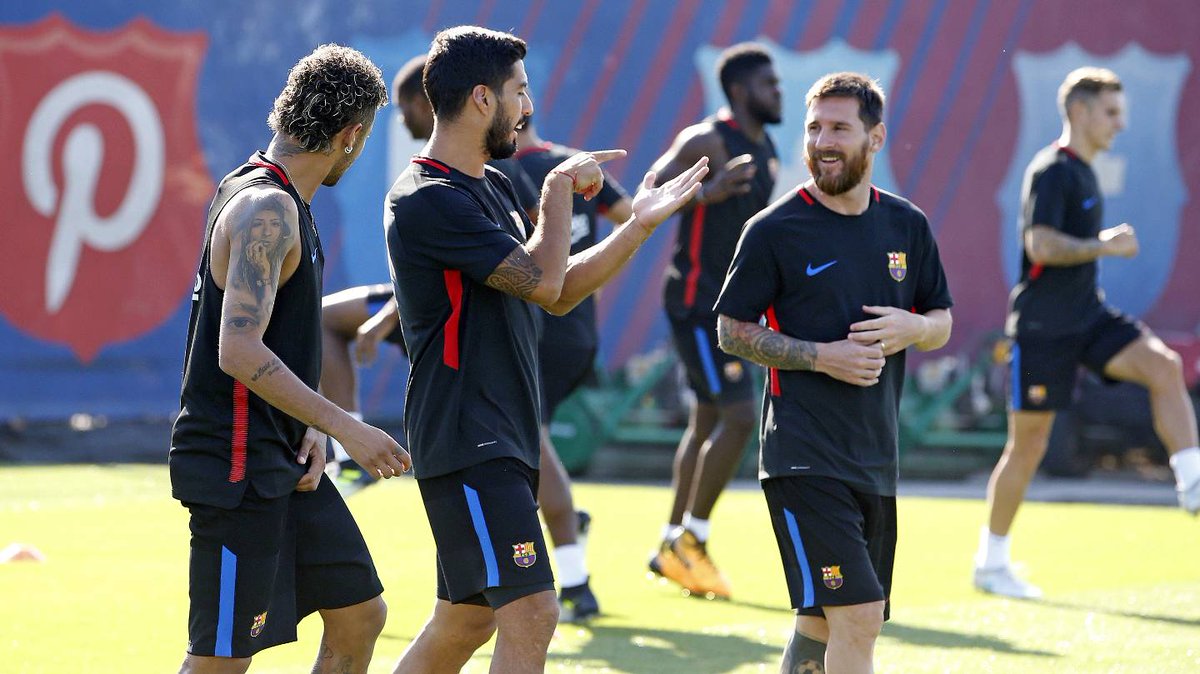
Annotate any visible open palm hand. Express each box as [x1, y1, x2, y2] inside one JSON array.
[[631, 157, 709, 231]]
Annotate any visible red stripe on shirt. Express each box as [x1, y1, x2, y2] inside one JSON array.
[[442, 270, 463, 369], [764, 306, 782, 397], [1029, 263, 1044, 281], [683, 204, 706, 308], [872, 186, 880, 202], [228, 381, 249, 483], [250, 161, 289, 186], [797, 187, 814, 205], [413, 157, 451, 174]]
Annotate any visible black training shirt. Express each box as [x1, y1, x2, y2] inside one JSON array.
[[386, 156, 541, 479], [664, 115, 777, 321], [715, 185, 952, 496], [1007, 144, 1107, 337]]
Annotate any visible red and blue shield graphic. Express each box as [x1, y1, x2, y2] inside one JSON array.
[[512, 541, 537, 568], [0, 16, 212, 362]]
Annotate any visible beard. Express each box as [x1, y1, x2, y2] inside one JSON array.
[[748, 96, 781, 125], [484, 108, 518, 160], [806, 138, 870, 196]]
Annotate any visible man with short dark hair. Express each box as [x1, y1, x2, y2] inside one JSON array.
[[717, 72, 953, 673], [386, 26, 706, 673], [169, 44, 410, 674], [974, 66, 1200, 600], [318, 53, 538, 492], [648, 41, 782, 601]]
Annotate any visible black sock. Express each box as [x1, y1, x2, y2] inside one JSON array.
[[781, 630, 826, 674]]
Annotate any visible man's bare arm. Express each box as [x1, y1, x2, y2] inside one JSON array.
[[718, 314, 886, 388], [1025, 223, 1138, 266], [486, 150, 626, 308], [717, 315, 818, 371], [216, 187, 407, 475], [547, 158, 709, 315]]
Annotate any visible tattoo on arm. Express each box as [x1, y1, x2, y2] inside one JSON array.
[[1027, 226, 1103, 266], [718, 316, 818, 371], [224, 190, 296, 332], [485, 246, 543, 299], [249, 357, 283, 382]]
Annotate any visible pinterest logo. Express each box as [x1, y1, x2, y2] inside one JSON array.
[[24, 72, 165, 312], [0, 17, 212, 361]]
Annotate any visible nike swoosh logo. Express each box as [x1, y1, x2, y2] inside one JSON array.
[[311, 250, 318, 263], [1082, 196, 1097, 210], [806, 260, 837, 276]]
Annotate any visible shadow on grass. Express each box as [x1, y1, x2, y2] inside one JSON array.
[[550, 623, 779, 673], [881, 622, 1059, 657], [1038, 599, 1200, 628]]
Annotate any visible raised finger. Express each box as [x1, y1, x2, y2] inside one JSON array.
[[588, 149, 627, 164], [724, 153, 754, 169], [850, 317, 887, 332], [668, 157, 710, 189]]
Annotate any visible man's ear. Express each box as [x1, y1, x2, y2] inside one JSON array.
[[471, 84, 491, 115], [869, 122, 887, 154]]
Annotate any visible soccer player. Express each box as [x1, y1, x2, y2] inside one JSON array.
[[716, 72, 953, 673], [515, 115, 634, 620], [169, 45, 410, 674], [319, 54, 539, 488], [648, 42, 782, 600], [385, 26, 705, 673], [973, 67, 1200, 599]]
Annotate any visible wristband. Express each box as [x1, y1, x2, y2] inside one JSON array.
[[550, 170, 576, 189]]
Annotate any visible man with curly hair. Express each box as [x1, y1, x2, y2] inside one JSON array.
[[170, 44, 409, 674]]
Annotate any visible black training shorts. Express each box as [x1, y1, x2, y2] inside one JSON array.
[[184, 475, 383, 658], [417, 457, 554, 608], [763, 475, 896, 619], [1010, 307, 1142, 411], [667, 313, 754, 405]]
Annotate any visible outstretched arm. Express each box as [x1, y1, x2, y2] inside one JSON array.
[[485, 150, 626, 308], [547, 157, 709, 315]]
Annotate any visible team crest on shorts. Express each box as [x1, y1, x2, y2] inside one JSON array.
[[512, 541, 537, 568], [822, 565, 843, 590], [1028, 385, 1047, 405], [887, 252, 907, 282], [723, 361, 744, 382], [250, 611, 268, 638]]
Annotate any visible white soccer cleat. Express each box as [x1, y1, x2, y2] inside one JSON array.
[[1179, 478, 1200, 516], [973, 565, 1043, 600]]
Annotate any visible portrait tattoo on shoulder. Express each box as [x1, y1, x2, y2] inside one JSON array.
[[485, 246, 542, 299], [224, 190, 296, 333]]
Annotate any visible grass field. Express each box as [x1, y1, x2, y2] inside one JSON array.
[[1, 465, 1198, 673]]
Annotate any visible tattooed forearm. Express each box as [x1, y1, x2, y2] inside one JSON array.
[[249, 357, 283, 382], [1026, 226, 1104, 266], [718, 315, 818, 371], [485, 247, 543, 299]]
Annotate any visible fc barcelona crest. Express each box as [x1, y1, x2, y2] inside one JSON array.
[[512, 541, 537, 568], [822, 565, 843, 590], [887, 252, 907, 282], [250, 611, 268, 638]]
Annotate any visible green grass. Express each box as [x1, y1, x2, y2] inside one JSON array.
[[1, 465, 1198, 673]]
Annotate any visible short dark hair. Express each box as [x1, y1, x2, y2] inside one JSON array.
[[1058, 67, 1122, 119], [424, 26, 527, 121], [267, 44, 388, 153], [717, 42, 773, 102], [393, 54, 427, 103], [805, 72, 886, 128]]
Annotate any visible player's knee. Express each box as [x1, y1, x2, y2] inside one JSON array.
[[499, 591, 559, 640], [179, 654, 252, 674], [324, 596, 387, 644], [1149, 346, 1184, 385], [829, 602, 884, 642], [432, 609, 496, 652]]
